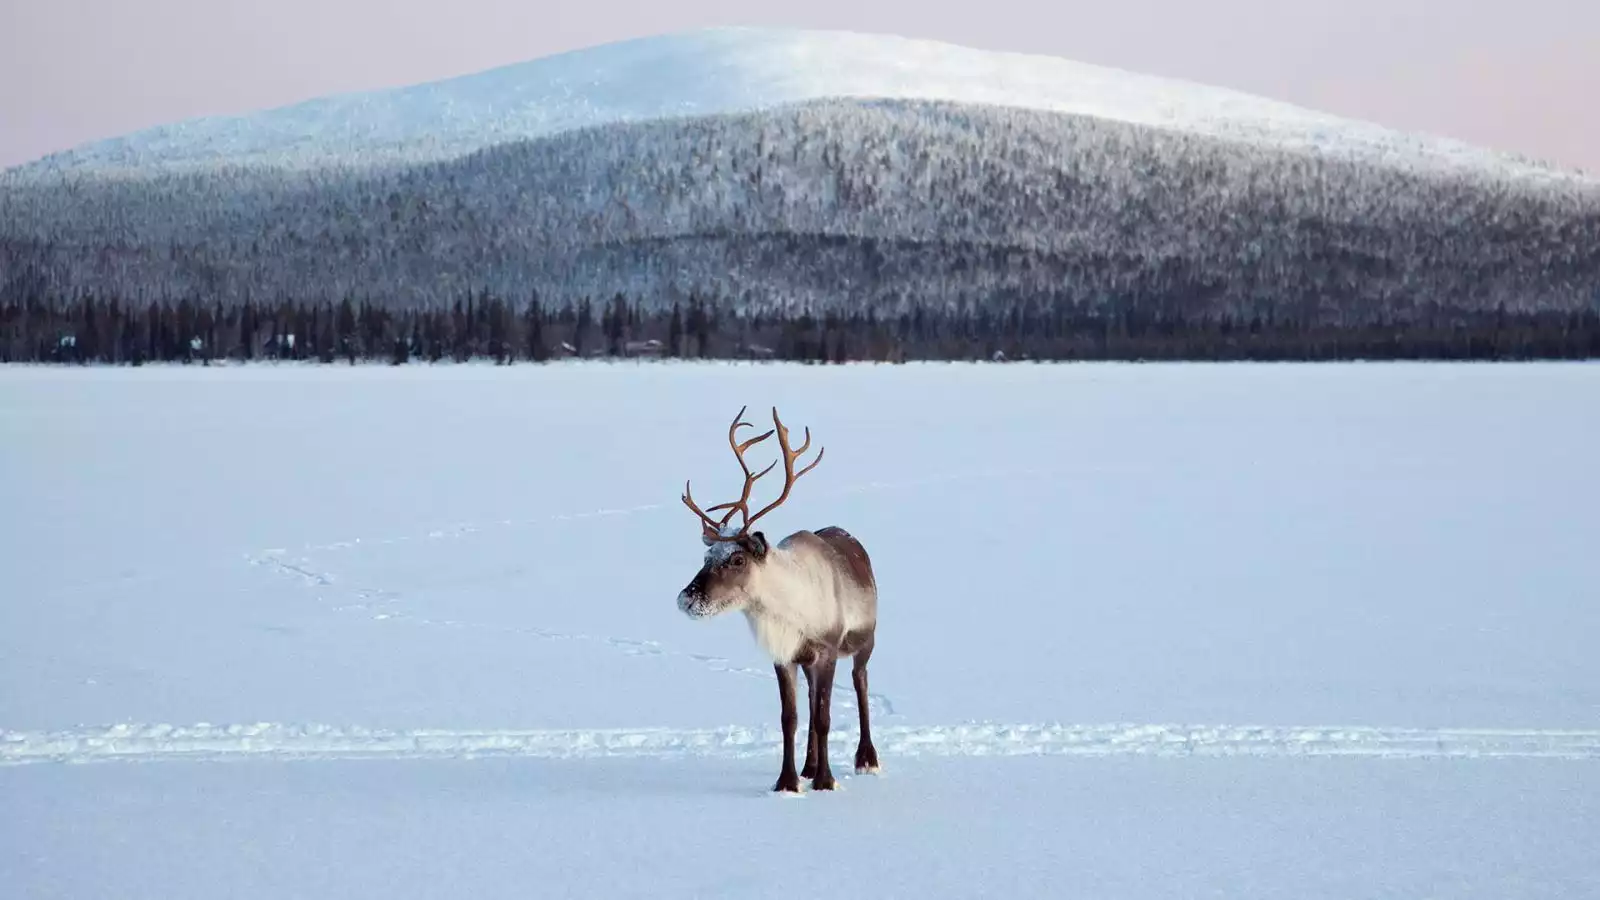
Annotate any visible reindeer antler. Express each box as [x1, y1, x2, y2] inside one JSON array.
[[705, 409, 778, 528], [682, 405, 776, 540], [681, 406, 823, 542], [742, 407, 824, 532]]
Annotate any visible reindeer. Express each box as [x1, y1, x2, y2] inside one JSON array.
[[677, 406, 880, 794]]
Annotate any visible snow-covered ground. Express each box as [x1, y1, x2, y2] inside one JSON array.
[[3, 361, 1598, 898]]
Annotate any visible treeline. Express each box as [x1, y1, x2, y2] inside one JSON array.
[[5, 290, 1598, 364]]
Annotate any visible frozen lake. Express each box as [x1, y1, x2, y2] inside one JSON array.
[[3, 361, 1597, 898]]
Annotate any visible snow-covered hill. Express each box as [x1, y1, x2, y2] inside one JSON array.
[[3, 28, 1597, 322], [6, 27, 1590, 185]]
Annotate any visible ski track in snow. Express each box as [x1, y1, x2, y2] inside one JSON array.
[[238, 466, 1065, 722], [5, 721, 1598, 768]]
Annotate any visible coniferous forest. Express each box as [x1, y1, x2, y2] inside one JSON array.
[[6, 290, 1599, 365]]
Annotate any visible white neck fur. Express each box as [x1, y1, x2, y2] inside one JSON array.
[[741, 540, 845, 664]]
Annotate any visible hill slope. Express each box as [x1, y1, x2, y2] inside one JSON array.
[[3, 28, 1598, 334], [6, 27, 1587, 184]]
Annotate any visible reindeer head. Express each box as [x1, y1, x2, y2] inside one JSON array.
[[677, 405, 823, 619]]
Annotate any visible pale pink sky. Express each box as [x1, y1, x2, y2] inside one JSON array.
[[2, 0, 1596, 172]]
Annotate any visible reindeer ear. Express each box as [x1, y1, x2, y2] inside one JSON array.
[[747, 531, 770, 557]]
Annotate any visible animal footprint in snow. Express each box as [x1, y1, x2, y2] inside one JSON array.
[[609, 638, 663, 656]]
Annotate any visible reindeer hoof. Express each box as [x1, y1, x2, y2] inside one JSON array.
[[773, 773, 802, 794], [855, 763, 881, 775], [855, 746, 880, 774], [811, 773, 838, 792]]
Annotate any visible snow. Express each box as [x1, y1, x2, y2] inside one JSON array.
[[8, 27, 1586, 184], [3, 360, 1599, 897], [8, 757, 1599, 898]]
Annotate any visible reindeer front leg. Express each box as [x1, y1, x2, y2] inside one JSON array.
[[773, 663, 801, 793], [801, 664, 818, 778], [808, 655, 840, 791]]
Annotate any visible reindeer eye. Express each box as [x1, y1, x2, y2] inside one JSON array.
[[730, 554, 746, 567]]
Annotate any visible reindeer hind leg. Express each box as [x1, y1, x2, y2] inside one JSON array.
[[851, 634, 881, 774]]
